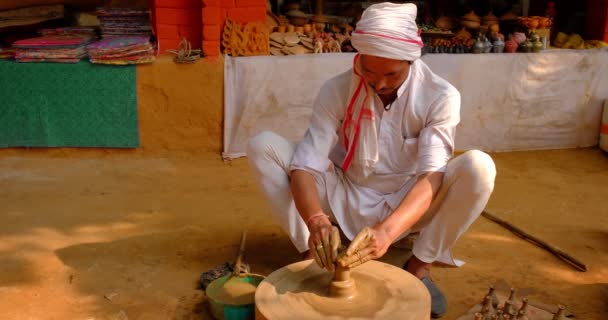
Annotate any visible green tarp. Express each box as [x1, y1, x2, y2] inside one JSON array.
[[0, 60, 139, 148]]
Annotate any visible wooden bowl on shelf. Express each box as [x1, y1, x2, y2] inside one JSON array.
[[461, 10, 481, 30], [461, 19, 480, 30], [286, 10, 308, 26], [435, 16, 457, 31]]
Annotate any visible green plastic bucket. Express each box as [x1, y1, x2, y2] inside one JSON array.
[[206, 274, 265, 320]]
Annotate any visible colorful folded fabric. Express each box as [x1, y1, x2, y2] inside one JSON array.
[[13, 29, 94, 63], [15, 57, 83, 63], [87, 36, 155, 65], [13, 35, 92, 48], [16, 47, 87, 59], [96, 8, 149, 17], [90, 55, 155, 65], [96, 7, 152, 38], [87, 36, 149, 53], [89, 46, 153, 59], [39, 27, 96, 36], [0, 48, 15, 60]]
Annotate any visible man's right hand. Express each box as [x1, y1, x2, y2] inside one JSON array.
[[307, 214, 340, 272]]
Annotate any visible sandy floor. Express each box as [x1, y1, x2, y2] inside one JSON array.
[[0, 148, 606, 320]]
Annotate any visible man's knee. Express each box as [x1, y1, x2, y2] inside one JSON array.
[[247, 131, 283, 160], [458, 150, 496, 190]]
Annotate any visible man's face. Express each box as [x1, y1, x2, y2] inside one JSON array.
[[359, 54, 411, 97]]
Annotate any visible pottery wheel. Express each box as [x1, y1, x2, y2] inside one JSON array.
[[255, 260, 431, 320]]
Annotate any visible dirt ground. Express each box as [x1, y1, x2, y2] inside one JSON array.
[[0, 148, 606, 320]]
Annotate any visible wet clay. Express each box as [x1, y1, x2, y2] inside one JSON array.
[[329, 264, 356, 299], [255, 260, 430, 320], [209, 277, 257, 305]]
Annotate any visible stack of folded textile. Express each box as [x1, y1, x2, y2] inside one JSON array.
[[87, 35, 155, 65], [38, 27, 96, 37], [96, 7, 152, 38], [0, 47, 15, 59], [12, 28, 94, 63]]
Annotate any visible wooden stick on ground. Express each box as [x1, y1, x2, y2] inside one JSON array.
[[482, 210, 588, 272], [232, 230, 248, 277]]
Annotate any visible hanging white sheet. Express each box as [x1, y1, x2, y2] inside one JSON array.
[[223, 49, 608, 159]]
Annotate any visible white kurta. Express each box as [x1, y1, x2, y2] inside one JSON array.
[[247, 59, 495, 266], [289, 59, 461, 241]]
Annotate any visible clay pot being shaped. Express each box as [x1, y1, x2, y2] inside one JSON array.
[[505, 35, 518, 53]]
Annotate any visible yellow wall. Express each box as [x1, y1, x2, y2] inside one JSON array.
[[136, 55, 224, 154], [0, 55, 224, 156]]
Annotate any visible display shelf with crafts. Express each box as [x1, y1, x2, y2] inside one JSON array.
[[0, 1, 157, 65], [456, 286, 574, 320]]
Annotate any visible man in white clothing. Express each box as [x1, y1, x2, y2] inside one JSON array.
[[247, 3, 496, 318]]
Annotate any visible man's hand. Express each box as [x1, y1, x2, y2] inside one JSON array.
[[337, 226, 391, 269], [307, 215, 340, 271]]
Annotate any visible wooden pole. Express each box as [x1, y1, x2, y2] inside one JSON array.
[[482, 210, 588, 272], [315, 0, 323, 16], [233, 230, 248, 276]]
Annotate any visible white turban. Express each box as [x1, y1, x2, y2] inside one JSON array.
[[351, 2, 423, 61]]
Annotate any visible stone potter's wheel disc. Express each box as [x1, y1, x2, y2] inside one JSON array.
[[255, 260, 431, 320]]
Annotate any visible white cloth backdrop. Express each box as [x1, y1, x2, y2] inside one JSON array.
[[223, 49, 608, 159]]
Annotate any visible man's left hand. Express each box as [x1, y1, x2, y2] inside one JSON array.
[[337, 226, 392, 268]]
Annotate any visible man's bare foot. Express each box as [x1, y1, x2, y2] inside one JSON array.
[[405, 255, 432, 279], [403, 255, 447, 318]]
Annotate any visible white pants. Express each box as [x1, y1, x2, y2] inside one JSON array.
[[247, 131, 496, 265]]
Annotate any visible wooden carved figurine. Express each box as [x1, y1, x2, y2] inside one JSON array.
[[503, 288, 517, 317], [495, 309, 504, 319], [552, 305, 567, 320], [487, 286, 499, 308], [516, 309, 530, 320], [516, 297, 530, 320], [481, 295, 496, 319], [313, 39, 323, 54], [328, 39, 341, 53]]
